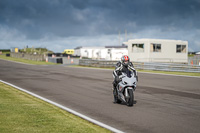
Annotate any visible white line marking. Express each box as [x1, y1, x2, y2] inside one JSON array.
[[0, 80, 124, 133], [68, 66, 200, 78]]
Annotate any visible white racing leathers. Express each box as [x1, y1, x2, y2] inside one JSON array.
[[113, 61, 138, 84], [112, 62, 138, 106]]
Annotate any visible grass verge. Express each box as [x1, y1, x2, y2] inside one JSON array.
[[0, 82, 110, 133], [137, 69, 200, 77], [70, 65, 200, 77], [0, 54, 56, 65]]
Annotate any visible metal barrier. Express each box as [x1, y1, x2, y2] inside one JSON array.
[[10, 52, 45, 61], [188, 56, 200, 65], [48, 57, 63, 64], [79, 59, 200, 73], [79, 59, 117, 68]]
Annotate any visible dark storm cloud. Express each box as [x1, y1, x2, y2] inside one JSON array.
[[0, 0, 200, 51]]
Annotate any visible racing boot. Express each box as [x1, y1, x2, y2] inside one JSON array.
[[112, 81, 118, 103]]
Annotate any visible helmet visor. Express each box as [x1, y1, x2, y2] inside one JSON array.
[[124, 61, 129, 66]]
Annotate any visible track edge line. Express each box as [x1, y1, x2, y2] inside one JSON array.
[[0, 80, 124, 133]]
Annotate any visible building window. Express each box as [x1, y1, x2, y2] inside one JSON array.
[[176, 45, 186, 53], [132, 44, 144, 52], [107, 49, 111, 54], [150, 43, 161, 52]]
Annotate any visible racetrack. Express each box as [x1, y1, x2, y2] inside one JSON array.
[[1, 59, 200, 133]]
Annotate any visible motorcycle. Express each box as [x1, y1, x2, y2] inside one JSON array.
[[113, 71, 137, 106]]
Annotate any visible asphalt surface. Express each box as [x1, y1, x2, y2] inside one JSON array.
[[1, 59, 200, 133]]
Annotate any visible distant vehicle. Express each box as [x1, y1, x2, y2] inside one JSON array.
[[196, 51, 200, 55], [63, 49, 74, 55]]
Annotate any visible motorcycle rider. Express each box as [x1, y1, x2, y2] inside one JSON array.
[[112, 55, 138, 100]]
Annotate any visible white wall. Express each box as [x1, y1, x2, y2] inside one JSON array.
[[74, 47, 128, 60], [126, 39, 188, 63], [74, 49, 81, 56], [99, 49, 108, 59], [110, 49, 128, 61], [75, 47, 105, 58], [127, 40, 149, 62]]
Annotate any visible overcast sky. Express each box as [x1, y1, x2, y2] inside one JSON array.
[[0, 0, 200, 52]]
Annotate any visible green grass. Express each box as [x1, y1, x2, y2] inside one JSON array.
[[188, 54, 195, 57], [20, 48, 53, 54], [70, 65, 200, 77], [0, 82, 110, 133], [0, 54, 56, 65], [137, 69, 200, 77], [1, 52, 10, 54]]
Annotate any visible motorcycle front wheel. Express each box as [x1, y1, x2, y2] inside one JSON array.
[[127, 89, 134, 106]]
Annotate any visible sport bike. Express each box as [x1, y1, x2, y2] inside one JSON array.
[[113, 71, 137, 106]]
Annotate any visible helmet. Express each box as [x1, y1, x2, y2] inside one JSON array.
[[121, 55, 130, 67]]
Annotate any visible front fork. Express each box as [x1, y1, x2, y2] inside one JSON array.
[[117, 87, 133, 103], [125, 87, 133, 98], [125, 88, 129, 98]]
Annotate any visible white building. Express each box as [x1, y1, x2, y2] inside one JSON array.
[[105, 46, 128, 60], [123, 39, 188, 63], [74, 46, 128, 60], [74, 46, 105, 59]]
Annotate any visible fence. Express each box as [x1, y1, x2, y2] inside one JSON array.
[[79, 59, 117, 68], [11, 52, 46, 61], [79, 59, 200, 73], [47, 57, 79, 64], [188, 55, 200, 65]]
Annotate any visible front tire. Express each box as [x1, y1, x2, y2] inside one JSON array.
[[127, 89, 134, 106]]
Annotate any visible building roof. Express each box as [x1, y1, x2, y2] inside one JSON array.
[[105, 45, 127, 48], [74, 45, 127, 49], [126, 38, 188, 43], [74, 46, 82, 50]]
